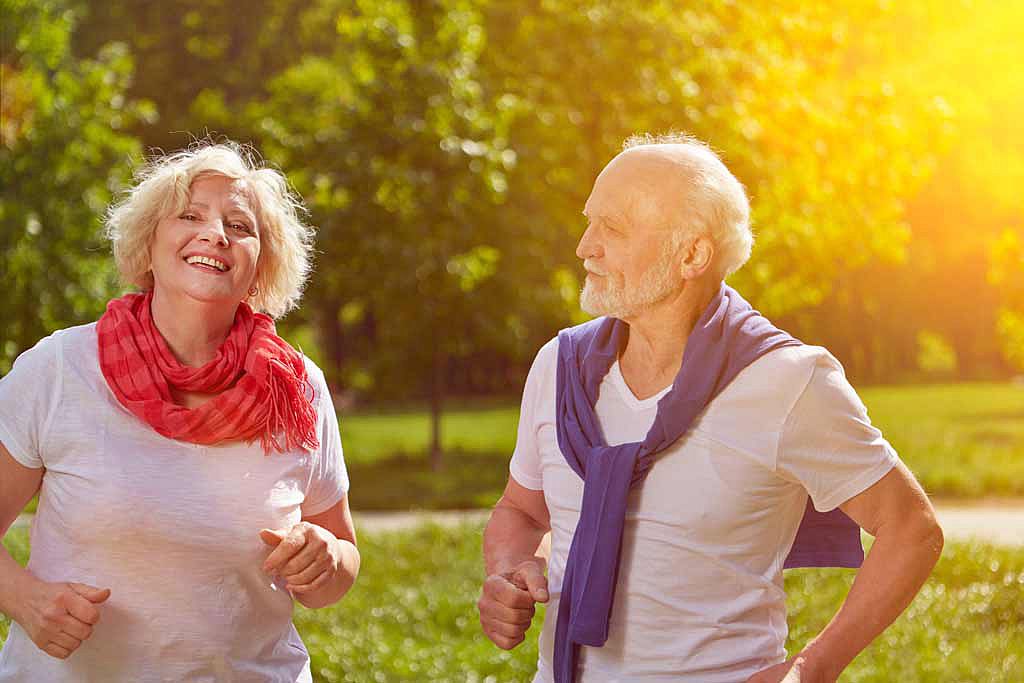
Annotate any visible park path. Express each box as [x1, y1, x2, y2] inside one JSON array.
[[10, 502, 1024, 546], [359, 504, 1024, 545]]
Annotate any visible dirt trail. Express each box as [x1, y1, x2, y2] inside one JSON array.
[[12, 504, 1023, 546]]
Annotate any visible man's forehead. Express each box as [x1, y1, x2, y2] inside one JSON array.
[[587, 152, 685, 218]]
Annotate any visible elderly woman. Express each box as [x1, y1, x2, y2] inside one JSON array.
[[0, 142, 359, 681]]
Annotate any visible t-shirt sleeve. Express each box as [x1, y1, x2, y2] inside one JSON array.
[[302, 365, 350, 516], [776, 351, 899, 513], [0, 332, 64, 469], [509, 338, 558, 491]]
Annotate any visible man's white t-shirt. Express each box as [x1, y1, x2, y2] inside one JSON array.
[[510, 338, 899, 683], [0, 323, 349, 682]]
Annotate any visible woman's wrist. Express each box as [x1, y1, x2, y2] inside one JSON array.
[[0, 547, 38, 626], [294, 537, 359, 609]]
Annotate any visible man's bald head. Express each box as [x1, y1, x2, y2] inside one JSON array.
[[612, 133, 752, 279]]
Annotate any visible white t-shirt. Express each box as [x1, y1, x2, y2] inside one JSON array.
[[0, 323, 349, 683], [510, 338, 899, 683]]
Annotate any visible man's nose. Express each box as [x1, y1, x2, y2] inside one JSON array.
[[576, 223, 602, 260]]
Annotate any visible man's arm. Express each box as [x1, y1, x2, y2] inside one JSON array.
[[478, 476, 552, 650], [750, 461, 943, 683]]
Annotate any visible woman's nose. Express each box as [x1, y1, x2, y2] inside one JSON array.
[[198, 219, 229, 247]]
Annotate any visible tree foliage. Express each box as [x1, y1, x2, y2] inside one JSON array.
[[3, 0, 1021, 392], [1, 0, 146, 372]]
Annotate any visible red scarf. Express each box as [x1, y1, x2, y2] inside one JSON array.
[[97, 291, 319, 454]]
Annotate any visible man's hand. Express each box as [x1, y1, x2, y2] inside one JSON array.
[[18, 580, 110, 659], [478, 559, 549, 650], [260, 522, 342, 595]]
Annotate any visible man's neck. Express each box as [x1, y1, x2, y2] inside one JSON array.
[[618, 278, 719, 399], [150, 290, 239, 367]]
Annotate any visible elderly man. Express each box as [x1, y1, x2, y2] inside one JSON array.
[[477, 133, 943, 683]]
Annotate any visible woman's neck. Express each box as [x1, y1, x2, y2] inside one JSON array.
[[149, 290, 239, 366]]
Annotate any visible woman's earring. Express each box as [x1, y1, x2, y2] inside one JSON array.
[[248, 285, 259, 298]]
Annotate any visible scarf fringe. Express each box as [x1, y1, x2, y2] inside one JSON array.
[[260, 358, 320, 455]]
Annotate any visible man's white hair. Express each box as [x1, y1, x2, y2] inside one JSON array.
[[622, 132, 752, 278], [105, 141, 315, 319]]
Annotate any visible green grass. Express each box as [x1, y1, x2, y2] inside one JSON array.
[[14, 382, 1024, 516], [341, 381, 1024, 509], [861, 382, 1024, 499], [3, 524, 1022, 681], [340, 406, 520, 466], [339, 405, 522, 510]]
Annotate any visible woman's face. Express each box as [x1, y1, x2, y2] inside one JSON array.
[[150, 174, 261, 310]]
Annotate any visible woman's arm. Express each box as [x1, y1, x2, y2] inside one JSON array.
[[259, 495, 360, 609], [0, 442, 44, 617], [0, 442, 111, 659]]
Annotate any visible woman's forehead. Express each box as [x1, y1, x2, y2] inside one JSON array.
[[188, 174, 257, 212]]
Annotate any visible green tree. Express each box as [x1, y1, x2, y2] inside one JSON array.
[[1, 0, 146, 373], [989, 228, 1024, 372], [479, 0, 950, 381], [244, 0, 536, 470]]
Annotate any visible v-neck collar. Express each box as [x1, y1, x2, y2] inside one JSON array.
[[605, 360, 672, 412]]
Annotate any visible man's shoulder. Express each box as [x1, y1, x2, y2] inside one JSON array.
[[557, 316, 608, 341], [526, 335, 561, 382], [712, 344, 842, 421], [533, 316, 611, 375], [744, 344, 840, 384]]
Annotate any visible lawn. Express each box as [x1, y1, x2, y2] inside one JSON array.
[[860, 382, 1024, 499], [340, 381, 1024, 510], [15, 381, 1024, 515], [2, 523, 1022, 681]]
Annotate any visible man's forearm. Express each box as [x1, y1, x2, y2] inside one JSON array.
[[483, 504, 550, 576], [799, 515, 944, 679]]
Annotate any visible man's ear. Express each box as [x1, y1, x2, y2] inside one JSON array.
[[680, 234, 715, 279]]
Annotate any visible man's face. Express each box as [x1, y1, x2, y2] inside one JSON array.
[[577, 151, 686, 319]]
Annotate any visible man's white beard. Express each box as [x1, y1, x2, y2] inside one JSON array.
[[580, 250, 682, 319]]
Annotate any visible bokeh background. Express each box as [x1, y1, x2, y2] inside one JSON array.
[[2, 0, 1023, 680]]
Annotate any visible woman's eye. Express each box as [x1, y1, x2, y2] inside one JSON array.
[[231, 223, 252, 233], [180, 213, 198, 221]]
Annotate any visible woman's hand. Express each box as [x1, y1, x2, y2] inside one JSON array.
[[17, 580, 110, 659], [746, 654, 833, 683], [259, 522, 341, 595]]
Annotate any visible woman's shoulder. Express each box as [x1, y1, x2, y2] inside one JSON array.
[[53, 322, 102, 372], [8, 323, 98, 373], [300, 355, 331, 406], [56, 321, 100, 346]]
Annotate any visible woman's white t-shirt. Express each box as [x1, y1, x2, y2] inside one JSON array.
[[510, 339, 899, 683], [0, 323, 349, 682]]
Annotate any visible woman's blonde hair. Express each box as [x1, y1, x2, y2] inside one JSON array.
[[105, 141, 314, 319]]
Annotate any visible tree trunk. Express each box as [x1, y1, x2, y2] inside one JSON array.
[[429, 345, 445, 472], [320, 301, 345, 389]]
